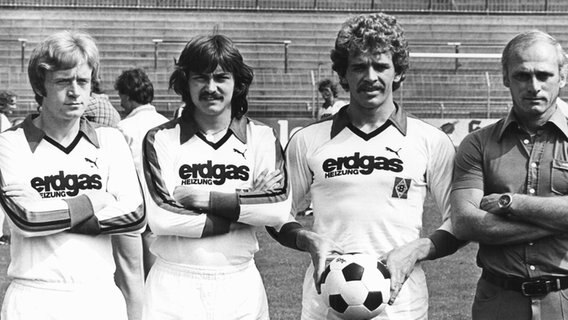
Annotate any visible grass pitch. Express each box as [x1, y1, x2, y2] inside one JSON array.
[[0, 197, 480, 319]]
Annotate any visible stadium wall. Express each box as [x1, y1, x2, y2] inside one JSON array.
[[1, 7, 568, 119]]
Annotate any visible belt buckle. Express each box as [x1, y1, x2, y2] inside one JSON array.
[[521, 279, 552, 297]]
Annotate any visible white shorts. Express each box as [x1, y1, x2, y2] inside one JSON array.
[[1, 279, 127, 320], [143, 258, 269, 320], [301, 263, 428, 320]]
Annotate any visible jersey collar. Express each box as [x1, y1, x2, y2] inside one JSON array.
[[330, 103, 408, 139], [21, 114, 100, 153], [499, 105, 568, 140], [179, 114, 248, 145]]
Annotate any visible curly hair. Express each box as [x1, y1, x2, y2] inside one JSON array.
[[330, 13, 409, 91], [0, 90, 17, 107], [169, 34, 254, 119], [114, 68, 154, 105], [28, 30, 100, 105], [317, 79, 338, 98]]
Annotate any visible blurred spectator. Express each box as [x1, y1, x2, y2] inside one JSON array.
[[0, 90, 17, 244], [85, 81, 121, 127], [317, 79, 345, 119], [0, 90, 17, 132]]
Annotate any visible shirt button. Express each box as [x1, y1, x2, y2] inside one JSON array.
[[523, 139, 530, 144], [529, 265, 536, 271], [531, 162, 537, 168], [529, 188, 536, 194]]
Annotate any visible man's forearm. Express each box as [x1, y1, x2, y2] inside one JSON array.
[[508, 194, 568, 233], [454, 211, 556, 245]]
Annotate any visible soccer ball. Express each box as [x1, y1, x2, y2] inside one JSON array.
[[320, 253, 391, 320]]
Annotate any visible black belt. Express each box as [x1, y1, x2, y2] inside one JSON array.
[[482, 270, 568, 297]]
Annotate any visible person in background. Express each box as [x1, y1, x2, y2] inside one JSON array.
[[451, 30, 568, 320], [0, 90, 17, 132], [0, 90, 17, 245], [270, 13, 462, 319], [0, 30, 145, 320], [115, 67, 169, 281], [85, 81, 121, 127], [141, 34, 290, 320], [317, 79, 345, 119]]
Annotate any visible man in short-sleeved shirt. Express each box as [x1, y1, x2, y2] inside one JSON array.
[[451, 30, 568, 320]]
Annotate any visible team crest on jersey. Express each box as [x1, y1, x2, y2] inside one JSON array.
[[392, 177, 411, 199]]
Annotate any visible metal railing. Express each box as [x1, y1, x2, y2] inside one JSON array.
[[1, 0, 567, 13], [152, 39, 291, 73]]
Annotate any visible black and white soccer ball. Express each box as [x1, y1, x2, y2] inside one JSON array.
[[320, 253, 391, 320]]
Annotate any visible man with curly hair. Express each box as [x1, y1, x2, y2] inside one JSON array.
[[269, 13, 462, 319]]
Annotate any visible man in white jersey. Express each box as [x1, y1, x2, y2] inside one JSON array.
[[116, 67, 169, 282], [112, 67, 168, 320], [141, 34, 290, 320], [0, 30, 146, 320], [269, 13, 463, 320]]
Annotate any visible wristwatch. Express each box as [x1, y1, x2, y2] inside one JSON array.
[[498, 193, 513, 210]]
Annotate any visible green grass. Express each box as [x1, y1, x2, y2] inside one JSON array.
[[0, 197, 480, 319]]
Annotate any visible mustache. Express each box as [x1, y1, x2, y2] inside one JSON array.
[[356, 83, 384, 93], [199, 92, 223, 100]]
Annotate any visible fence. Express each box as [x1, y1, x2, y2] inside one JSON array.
[[0, 67, 515, 119], [152, 39, 292, 72], [1, 0, 568, 12]]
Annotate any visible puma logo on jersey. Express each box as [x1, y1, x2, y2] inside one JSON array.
[[385, 147, 401, 158], [31, 170, 103, 197], [85, 157, 99, 169], [178, 160, 249, 185], [233, 148, 247, 159], [322, 152, 403, 178]]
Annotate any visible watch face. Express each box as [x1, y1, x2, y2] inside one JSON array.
[[499, 194, 511, 207]]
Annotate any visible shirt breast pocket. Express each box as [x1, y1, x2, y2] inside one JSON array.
[[551, 159, 568, 195]]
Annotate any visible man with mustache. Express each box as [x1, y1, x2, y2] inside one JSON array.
[[141, 34, 290, 320], [451, 31, 568, 319], [269, 13, 462, 319]]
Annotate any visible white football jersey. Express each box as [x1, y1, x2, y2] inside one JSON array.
[[143, 115, 291, 267], [286, 105, 455, 319], [0, 116, 145, 285]]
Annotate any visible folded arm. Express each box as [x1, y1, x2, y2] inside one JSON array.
[[451, 188, 558, 245]]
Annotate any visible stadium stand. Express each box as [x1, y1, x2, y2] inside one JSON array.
[[0, 1, 567, 119]]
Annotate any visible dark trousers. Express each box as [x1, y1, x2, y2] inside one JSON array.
[[473, 277, 568, 320]]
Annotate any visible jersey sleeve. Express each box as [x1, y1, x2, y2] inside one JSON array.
[[0, 130, 145, 238], [286, 128, 313, 217], [143, 127, 232, 238], [215, 126, 291, 227], [426, 130, 456, 234], [266, 128, 311, 234], [265, 127, 312, 248]]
